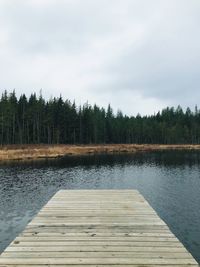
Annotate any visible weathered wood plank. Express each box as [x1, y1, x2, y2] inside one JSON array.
[[20, 232, 174, 237], [5, 246, 188, 252], [9, 241, 184, 247], [1, 251, 193, 258], [0, 257, 197, 264], [14, 236, 179, 242]]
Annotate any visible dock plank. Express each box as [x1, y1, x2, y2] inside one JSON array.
[[0, 190, 198, 266]]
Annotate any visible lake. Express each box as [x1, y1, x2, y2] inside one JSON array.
[[0, 151, 200, 263]]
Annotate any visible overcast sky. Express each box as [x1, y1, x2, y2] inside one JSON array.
[[0, 0, 200, 115]]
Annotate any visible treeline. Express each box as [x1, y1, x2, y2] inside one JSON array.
[[0, 90, 200, 145]]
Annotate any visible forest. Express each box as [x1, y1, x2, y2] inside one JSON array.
[[0, 90, 200, 145]]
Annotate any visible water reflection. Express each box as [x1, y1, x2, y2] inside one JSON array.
[[0, 151, 200, 262]]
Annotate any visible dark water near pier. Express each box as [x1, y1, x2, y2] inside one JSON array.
[[0, 151, 200, 262]]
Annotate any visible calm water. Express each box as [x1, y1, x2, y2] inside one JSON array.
[[0, 151, 200, 262]]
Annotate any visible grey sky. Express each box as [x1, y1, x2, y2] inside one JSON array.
[[0, 0, 200, 115]]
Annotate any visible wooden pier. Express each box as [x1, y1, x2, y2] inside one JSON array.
[[0, 190, 199, 266]]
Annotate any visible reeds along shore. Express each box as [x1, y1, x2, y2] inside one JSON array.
[[0, 144, 200, 161]]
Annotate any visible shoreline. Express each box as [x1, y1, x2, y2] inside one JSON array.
[[0, 144, 200, 162]]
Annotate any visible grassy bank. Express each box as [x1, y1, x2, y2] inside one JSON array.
[[0, 144, 200, 161]]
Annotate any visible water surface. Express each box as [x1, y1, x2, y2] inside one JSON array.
[[0, 151, 200, 262]]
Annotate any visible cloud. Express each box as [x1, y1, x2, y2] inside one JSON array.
[[0, 0, 199, 115]]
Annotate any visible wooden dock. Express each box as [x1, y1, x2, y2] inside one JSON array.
[[0, 189, 199, 266]]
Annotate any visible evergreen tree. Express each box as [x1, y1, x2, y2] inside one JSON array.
[[0, 91, 199, 145]]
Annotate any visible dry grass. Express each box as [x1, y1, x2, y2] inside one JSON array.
[[0, 144, 200, 162]]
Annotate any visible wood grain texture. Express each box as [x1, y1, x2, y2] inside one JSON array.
[[0, 189, 198, 266]]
